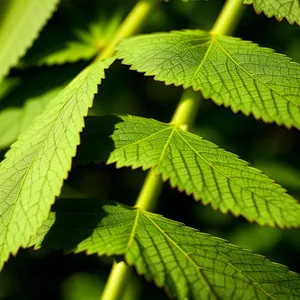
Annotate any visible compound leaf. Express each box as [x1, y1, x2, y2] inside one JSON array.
[[117, 30, 300, 130], [0, 0, 60, 83], [244, 0, 300, 25], [77, 115, 300, 228], [0, 57, 114, 270], [32, 199, 300, 300]]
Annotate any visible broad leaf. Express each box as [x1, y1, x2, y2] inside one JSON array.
[[31, 199, 300, 300], [0, 0, 59, 83], [244, 0, 300, 25], [117, 30, 300, 130], [0, 58, 114, 270], [77, 115, 300, 228], [0, 86, 63, 150]]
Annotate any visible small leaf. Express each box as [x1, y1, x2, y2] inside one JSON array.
[[77, 115, 300, 228], [32, 200, 300, 300], [0, 0, 60, 83], [117, 30, 300, 130], [22, 12, 123, 66], [244, 0, 300, 25], [0, 57, 114, 270]]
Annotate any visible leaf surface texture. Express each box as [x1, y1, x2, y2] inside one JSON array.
[[77, 115, 300, 228], [0, 58, 114, 270], [32, 199, 300, 300], [0, 0, 59, 82], [244, 0, 300, 25], [0, 86, 63, 149], [117, 30, 300, 130]]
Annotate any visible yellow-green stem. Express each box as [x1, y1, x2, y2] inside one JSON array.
[[101, 262, 131, 300], [210, 0, 244, 35], [101, 0, 245, 298], [96, 0, 156, 61], [100, 1, 156, 300], [136, 88, 200, 212], [171, 88, 200, 129], [134, 169, 164, 211]]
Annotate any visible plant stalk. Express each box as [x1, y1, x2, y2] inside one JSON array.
[[101, 0, 245, 298], [100, 262, 131, 300], [100, 1, 156, 300], [210, 0, 244, 35], [171, 88, 200, 129], [96, 0, 156, 61], [101, 89, 200, 300]]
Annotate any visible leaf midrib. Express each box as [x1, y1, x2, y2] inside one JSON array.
[[214, 37, 300, 109], [127, 209, 140, 249], [1, 69, 92, 251], [143, 209, 277, 299], [174, 129, 288, 225], [140, 209, 219, 300]]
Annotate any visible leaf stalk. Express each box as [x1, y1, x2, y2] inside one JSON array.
[[96, 0, 156, 61], [210, 0, 244, 35]]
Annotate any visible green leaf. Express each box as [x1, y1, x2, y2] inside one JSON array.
[[22, 12, 122, 66], [0, 0, 60, 83], [0, 57, 114, 270], [0, 86, 63, 150], [244, 0, 300, 25], [117, 30, 300, 130], [77, 115, 300, 228], [32, 199, 300, 300]]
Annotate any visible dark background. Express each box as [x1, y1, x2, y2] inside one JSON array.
[[0, 0, 299, 299]]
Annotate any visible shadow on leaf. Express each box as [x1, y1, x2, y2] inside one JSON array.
[[39, 198, 114, 252], [75, 114, 124, 166]]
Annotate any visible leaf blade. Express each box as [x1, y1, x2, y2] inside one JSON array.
[[0, 58, 114, 270], [116, 30, 300, 130], [0, 0, 60, 82], [32, 200, 300, 300], [0, 86, 63, 150], [77, 115, 300, 228], [243, 0, 300, 25]]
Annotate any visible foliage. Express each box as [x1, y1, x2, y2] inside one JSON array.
[[32, 199, 300, 300], [0, 0, 299, 299]]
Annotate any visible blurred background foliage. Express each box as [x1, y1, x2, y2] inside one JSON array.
[[0, 0, 300, 299]]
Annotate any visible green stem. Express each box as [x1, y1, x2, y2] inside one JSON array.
[[134, 169, 164, 211], [210, 0, 244, 35], [100, 2, 156, 300], [171, 88, 200, 130], [101, 90, 200, 300], [101, 0, 245, 298], [96, 0, 156, 61], [101, 262, 131, 300]]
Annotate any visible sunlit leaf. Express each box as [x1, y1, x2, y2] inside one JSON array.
[[0, 0, 60, 83], [0, 86, 63, 150], [32, 200, 300, 300], [244, 0, 300, 25], [117, 30, 300, 130], [0, 57, 114, 270], [77, 115, 300, 228]]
